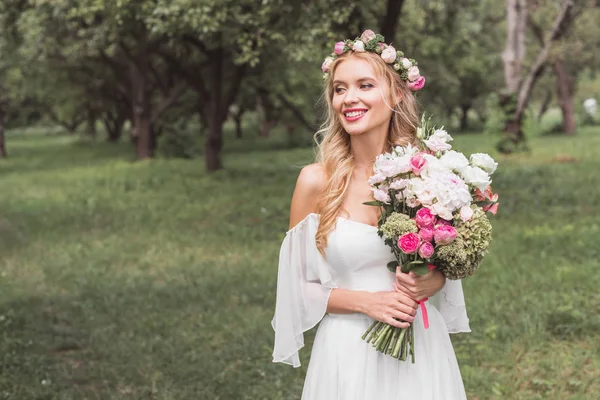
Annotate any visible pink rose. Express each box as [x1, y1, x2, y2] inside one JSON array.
[[381, 45, 397, 64], [360, 29, 376, 43], [378, 43, 387, 52], [408, 76, 426, 92], [436, 219, 452, 227], [419, 228, 434, 242], [334, 41, 345, 55], [410, 153, 427, 175], [419, 242, 434, 259], [398, 232, 420, 254], [321, 57, 334, 73], [434, 225, 458, 245], [415, 207, 436, 229]]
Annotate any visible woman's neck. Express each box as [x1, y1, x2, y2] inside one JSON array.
[[349, 128, 387, 171]]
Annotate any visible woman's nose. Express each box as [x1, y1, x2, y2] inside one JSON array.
[[343, 88, 359, 105]]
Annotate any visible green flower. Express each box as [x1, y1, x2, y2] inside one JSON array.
[[380, 212, 418, 240], [436, 207, 492, 279]]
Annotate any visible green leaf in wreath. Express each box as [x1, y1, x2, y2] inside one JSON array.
[[363, 201, 381, 207]]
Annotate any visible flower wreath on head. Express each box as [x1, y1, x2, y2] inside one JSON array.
[[321, 29, 426, 92]]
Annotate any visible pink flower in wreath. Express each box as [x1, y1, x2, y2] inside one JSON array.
[[334, 41, 345, 55], [398, 232, 420, 254], [321, 57, 334, 73], [360, 30, 377, 43], [408, 76, 426, 92], [419, 227, 434, 242]]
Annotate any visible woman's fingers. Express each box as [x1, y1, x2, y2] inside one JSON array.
[[386, 316, 411, 329]]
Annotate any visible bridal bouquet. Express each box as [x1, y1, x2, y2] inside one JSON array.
[[361, 116, 499, 362]]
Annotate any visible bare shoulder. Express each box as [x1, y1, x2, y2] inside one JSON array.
[[288, 163, 327, 229]]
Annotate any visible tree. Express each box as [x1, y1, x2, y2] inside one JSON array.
[[499, 0, 578, 151]]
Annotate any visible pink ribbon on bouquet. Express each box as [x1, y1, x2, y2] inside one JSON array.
[[418, 264, 437, 330]]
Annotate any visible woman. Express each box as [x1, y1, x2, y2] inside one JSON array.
[[272, 31, 470, 399]]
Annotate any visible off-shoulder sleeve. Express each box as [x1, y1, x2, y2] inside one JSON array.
[[429, 279, 471, 333], [271, 214, 338, 368]]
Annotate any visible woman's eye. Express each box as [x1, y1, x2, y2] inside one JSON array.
[[334, 87, 345, 94], [361, 83, 374, 89]]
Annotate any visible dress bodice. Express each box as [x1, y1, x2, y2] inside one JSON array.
[[324, 217, 397, 292]]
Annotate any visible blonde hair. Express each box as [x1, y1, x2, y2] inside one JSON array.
[[315, 51, 420, 255]]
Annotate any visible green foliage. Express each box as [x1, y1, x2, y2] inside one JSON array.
[[157, 127, 202, 159], [1, 126, 600, 398]]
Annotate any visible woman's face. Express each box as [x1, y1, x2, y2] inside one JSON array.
[[331, 57, 394, 138]]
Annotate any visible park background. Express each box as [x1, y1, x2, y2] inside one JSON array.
[[1, 0, 599, 399]]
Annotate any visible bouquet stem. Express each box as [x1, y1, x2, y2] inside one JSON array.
[[362, 320, 415, 363]]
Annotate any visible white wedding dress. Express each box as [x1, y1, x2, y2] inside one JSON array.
[[272, 213, 471, 400]]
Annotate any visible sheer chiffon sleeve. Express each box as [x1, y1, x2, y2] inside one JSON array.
[[271, 213, 338, 368], [429, 279, 471, 333]]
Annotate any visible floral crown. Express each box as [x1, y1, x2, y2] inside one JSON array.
[[321, 30, 425, 92]]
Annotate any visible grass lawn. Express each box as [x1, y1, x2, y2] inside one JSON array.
[[1, 125, 599, 399]]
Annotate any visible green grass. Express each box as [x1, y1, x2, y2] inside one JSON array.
[[1, 126, 599, 399]]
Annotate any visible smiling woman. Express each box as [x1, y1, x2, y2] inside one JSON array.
[[271, 30, 469, 400]]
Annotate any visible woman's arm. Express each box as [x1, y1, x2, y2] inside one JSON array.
[[288, 164, 417, 328]]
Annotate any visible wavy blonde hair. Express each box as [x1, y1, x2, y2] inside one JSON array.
[[315, 51, 420, 255]]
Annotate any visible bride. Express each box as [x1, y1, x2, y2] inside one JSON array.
[[271, 30, 470, 399]]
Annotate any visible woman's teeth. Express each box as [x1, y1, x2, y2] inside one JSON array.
[[345, 111, 366, 117]]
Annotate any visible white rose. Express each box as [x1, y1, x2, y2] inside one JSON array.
[[400, 57, 412, 69], [470, 153, 498, 174], [394, 143, 418, 157], [352, 40, 365, 52], [430, 203, 453, 220], [431, 129, 453, 143], [424, 136, 452, 152], [420, 154, 450, 177], [459, 205, 474, 222], [440, 150, 470, 171], [460, 166, 491, 192], [406, 197, 421, 208], [407, 66, 420, 82], [373, 189, 391, 204], [381, 45, 397, 63]]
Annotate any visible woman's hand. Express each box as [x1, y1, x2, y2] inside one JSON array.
[[362, 291, 418, 329], [394, 268, 446, 302]]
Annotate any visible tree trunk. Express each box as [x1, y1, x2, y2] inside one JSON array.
[[538, 89, 552, 122], [87, 109, 97, 139], [204, 48, 224, 172], [554, 59, 576, 135], [460, 104, 470, 132], [104, 109, 127, 143], [379, 0, 406, 41], [234, 109, 243, 139], [0, 110, 6, 159], [130, 57, 153, 159], [502, 0, 528, 94]]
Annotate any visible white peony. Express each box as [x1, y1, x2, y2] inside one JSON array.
[[409, 172, 471, 213], [400, 57, 412, 69], [430, 203, 453, 220], [420, 154, 450, 177], [352, 40, 366, 52], [407, 66, 420, 82], [460, 166, 491, 191], [374, 153, 411, 178], [381, 45, 397, 63], [470, 153, 498, 174]]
